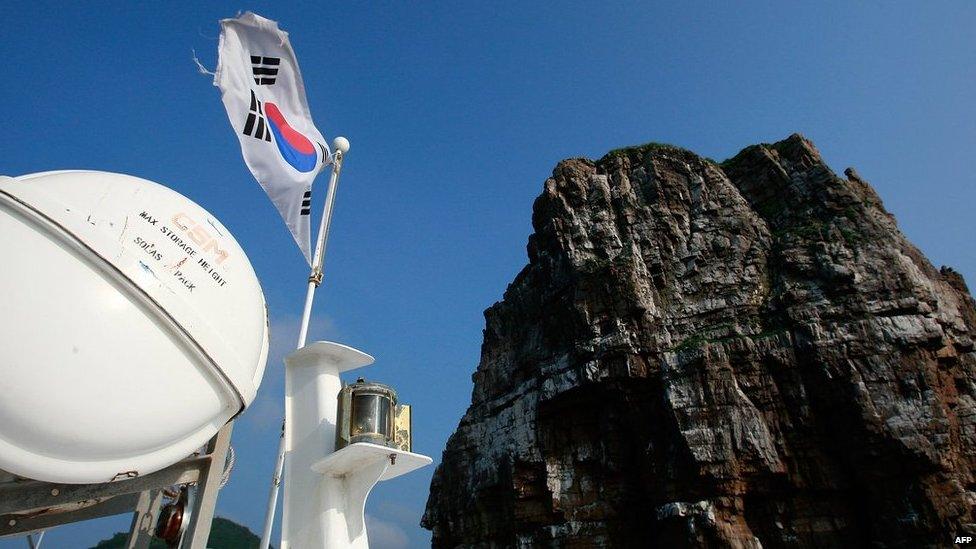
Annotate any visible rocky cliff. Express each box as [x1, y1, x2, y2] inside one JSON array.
[[422, 135, 976, 547]]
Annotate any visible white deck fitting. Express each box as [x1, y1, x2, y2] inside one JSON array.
[[283, 341, 372, 549], [282, 341, 431, 548], [311, 442, 432, 481], [286, 341, 375, 373]]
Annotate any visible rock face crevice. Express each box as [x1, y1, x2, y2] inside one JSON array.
[[422, 135, 976, 547]]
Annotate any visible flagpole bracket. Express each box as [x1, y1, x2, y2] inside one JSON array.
[[326, 148, 343, 175], [308, 268, 323, 287]]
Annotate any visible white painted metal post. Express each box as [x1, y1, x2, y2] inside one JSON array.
[[281, 342, 431, 549], [125, 490, 164, 548], [280, 343, 375, 549], [26, 532, 43, 549], [258, 139, 349, 549], [182, 424, 234, 549]]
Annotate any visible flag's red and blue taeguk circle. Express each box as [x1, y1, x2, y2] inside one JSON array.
[[265, 102, 317, 173]]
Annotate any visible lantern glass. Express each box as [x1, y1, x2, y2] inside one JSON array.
[[351, 392, 393, 441]]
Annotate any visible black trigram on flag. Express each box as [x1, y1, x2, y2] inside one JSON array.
[[242, 90, 272, 141], [300, 189, 311, 216], [251, 56, 280, 85]]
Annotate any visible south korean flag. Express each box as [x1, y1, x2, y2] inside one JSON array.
[[214, 11, 330, 265]]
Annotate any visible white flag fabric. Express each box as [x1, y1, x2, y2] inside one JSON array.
[[214, 12, 330, 264]]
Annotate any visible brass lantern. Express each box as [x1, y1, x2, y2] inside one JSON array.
[[336, 378, 412, 452]]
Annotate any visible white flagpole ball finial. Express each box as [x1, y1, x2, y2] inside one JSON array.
[[333, 136, 350, 155]]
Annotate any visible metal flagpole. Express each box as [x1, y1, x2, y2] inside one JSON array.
[[258, 137, 350, 549]]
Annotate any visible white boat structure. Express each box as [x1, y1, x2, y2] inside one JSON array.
[[283, 343, 431, 549]]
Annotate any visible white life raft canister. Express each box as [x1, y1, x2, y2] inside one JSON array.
[[0, 171, 269, 484]]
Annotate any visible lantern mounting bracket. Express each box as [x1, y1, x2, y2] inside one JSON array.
[[310, 442, 430, 480]]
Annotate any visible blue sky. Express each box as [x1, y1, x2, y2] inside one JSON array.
[[1, 2, 974, 547]]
